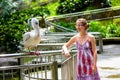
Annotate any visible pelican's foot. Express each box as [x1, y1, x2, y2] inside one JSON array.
[[29, 52, 35, 55], [29, 51, 40, 56], [35, 51, 40, 56]]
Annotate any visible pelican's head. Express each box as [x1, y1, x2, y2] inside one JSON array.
[[28, 18, 39, 29], [31, 18, 39, 27]]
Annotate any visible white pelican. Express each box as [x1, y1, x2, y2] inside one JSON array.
[[23, 18, 41, 55]]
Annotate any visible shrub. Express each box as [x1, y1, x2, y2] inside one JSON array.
[[88, 21, 120, 38], [56, 0, 83, 14], [106, 23, 120, 37], [88, 21, 107, 37]]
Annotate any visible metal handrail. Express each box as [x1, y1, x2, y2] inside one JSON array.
[[46, 6, 120, 21], [0, 62, 53, 70], [0, 51, 65, 80]]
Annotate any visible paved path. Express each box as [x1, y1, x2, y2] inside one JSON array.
[[98, 44, 120, 80]]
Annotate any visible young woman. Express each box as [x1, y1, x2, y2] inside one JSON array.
[[62, 18, 100, 80]]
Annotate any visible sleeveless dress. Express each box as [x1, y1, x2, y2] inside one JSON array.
[[76, 39, 100, 80]]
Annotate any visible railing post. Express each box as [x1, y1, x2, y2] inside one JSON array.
[[51, 61, 58, 80], [99, 35, 103, 53], [18, 57, 24, 80]]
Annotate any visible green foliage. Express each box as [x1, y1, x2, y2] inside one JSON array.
[[56, 0, 112, 14], [89, 21, 100, 32], [89, 21, 120, 37], [0, 7, 50, 52], [111, 0, 120, 6], [57, 20, 120, 38], [33, 7, 50, 18], [56, 21, 76, 30], [46, 2, 59, 16], [56, 0, 83, 14], [89, 21, 107, 37], [107, 23, 120, 37], [113, 18, 120, 26]]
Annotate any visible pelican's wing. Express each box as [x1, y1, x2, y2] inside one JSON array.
[[23, 32, 30, 42]]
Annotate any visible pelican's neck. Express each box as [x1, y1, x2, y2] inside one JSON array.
[[34, 26, 40, 36]]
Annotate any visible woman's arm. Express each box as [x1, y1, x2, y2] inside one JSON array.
[[62, 36, 76, 57], [90, 35, 98, 73]]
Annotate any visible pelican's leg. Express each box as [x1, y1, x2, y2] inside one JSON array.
[[34, 46, 40, 55], [28, 47, 34, 55], [27, 47, 30, 53]]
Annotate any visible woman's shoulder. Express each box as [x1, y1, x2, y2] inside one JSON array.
[[88, 33, 95, 37], [69, 34, 79, 41], [71, 34, 78, 39], [88, 33, 95, 40]]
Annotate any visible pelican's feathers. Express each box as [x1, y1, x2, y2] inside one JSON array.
[[23, 18, 41, 50]]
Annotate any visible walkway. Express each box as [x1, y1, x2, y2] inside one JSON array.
[[98, 44, 120, 80]]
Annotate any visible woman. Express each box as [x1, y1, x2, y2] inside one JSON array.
[[62, 18, 100, 80]]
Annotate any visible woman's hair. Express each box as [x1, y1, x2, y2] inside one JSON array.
[[77, 18, 89, 29]]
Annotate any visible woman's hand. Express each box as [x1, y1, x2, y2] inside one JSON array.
[[62, 49, 71, 58], [64, 52, 71, 58], [92, 64, 97, 73]]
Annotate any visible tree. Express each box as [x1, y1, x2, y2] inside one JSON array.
[[0, 0, 24, 18]]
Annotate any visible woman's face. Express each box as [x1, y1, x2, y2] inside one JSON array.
[[75, 21, 85, 32]]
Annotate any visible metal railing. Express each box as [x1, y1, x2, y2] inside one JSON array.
[[44, 32, 103, 53], [0, 51, 66, 80], [0, 36, 102, 80], [61, 54, 77, 80]]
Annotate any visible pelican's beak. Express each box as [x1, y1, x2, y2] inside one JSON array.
[[27, 18, 32, 27]]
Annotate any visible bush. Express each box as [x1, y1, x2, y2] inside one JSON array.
[[56, 0, 83, 14], [88, 21, 120, 38], [88, 21, 107, 37], [106, 23, 120, 37]]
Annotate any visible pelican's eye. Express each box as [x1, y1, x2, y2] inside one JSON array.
[[35, 21, 38, 25]]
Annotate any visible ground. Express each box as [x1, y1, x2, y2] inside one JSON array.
[[98, 44, 120, 80]]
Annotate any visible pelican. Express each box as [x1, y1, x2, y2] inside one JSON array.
[[23, 18, 41, 55]]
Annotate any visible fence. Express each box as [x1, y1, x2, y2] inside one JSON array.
[[0, 32, 103, 80], [44, 32, 103, 53], [61, 54, 77, 80], [0, 51, 66, 80]]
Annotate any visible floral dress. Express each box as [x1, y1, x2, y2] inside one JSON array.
[[76, 39, 100, 80]]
